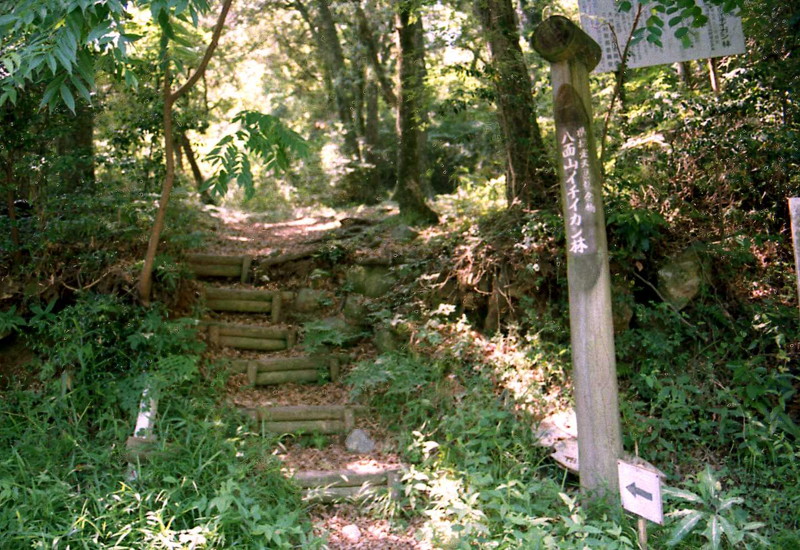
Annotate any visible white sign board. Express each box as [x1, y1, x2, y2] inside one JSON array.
[[578, 0, 746, 73], [618, 460, 663, 524]]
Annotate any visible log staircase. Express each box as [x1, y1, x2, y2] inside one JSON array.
[[187, 253, 402, 504]]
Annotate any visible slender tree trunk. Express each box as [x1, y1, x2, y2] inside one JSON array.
[[138, 68, 176, 306], [355, 4, 397, 107], [393, 6, 438, 224], [138, 0, 234, 305], [293, 0, 335, 104], [363, 75, 382, 200], [181, 134, 214, 204], [475, 0, 554, 208], [314, 0, 361, 160], [677, 61, 694, 89], [413, 16, 433, 199]]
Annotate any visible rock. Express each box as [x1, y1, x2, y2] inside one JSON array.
[[657, 249, 706, 310], [293, 288, 332, 313], [390, 224, 418, 243], [306, 317, 363, 349], [341, 524, 361, 543], [345, 265, 397, 298], [373, 328, 400, 353], [345, 429, 376, 454], [342, 295, 372, 326]]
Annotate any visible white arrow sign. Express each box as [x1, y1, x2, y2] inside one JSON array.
[[618, 459, 664, 524]]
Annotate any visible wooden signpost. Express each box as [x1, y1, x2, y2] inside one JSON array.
[[533, 16, 623, 496], [790, 198, 800, 312]]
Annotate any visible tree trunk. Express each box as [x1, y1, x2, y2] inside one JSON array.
[[355, 4, 397, 107], [413, 16, 434, 199], [180, 134, 215, 204], [363, 75, 383, 200], [393, 6, 438, 224], [293, 0, 335, 103], [475, 0, 554, 208], [314, 0, 361, 160], [138, 69, 176, 306]]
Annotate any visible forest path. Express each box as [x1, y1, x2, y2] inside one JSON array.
[[193, 204, 429, 549]]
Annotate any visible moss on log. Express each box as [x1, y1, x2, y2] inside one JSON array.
[[262, 419, 346, 434], [189, 264, 242, 277], [218, 336, 287, 351]]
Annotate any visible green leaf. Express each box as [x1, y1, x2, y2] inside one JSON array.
[[664, 487, 703, 503], [717, 496, 743, 512], [708, 515, 721, 550], [618, 1, 632, 12], [46, 54, 58, 75], [667, 510, 703, 545], [69, 75, 91, 102], [60, 83, 76, 112]]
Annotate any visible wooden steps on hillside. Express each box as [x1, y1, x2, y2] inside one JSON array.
[[293, 468, 403, 503], [187, 254, 252, 282], [241, 404, 366, 434], [229, 354, 346, 385], [198, 321, 296, 351], [201, 287, 294, 322]]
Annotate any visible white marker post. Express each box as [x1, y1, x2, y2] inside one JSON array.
[[790, 198, 800, 313], [533, 16, 623, 497]]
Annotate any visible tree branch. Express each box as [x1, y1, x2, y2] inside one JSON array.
[[172, 0, 235, 102]]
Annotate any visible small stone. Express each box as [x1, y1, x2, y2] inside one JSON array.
[[390, 224, 418, 243], [346, 265, 397, 298], [293, 288, 332, 312], [345, 429, 376, 454], [658, 249, 706, 310], [341, 524, 361, 543], [342, 295, 371, 326]]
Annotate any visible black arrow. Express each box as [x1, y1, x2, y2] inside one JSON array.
[[626, 482, 653, 501]]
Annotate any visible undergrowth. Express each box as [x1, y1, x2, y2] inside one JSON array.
[[347, 286, 797, 547], [0, 293, 320, 548]]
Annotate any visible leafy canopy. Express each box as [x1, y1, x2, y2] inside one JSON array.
[[0, 0, 212, 111]]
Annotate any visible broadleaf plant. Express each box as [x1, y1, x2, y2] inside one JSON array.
[[664, 465, 769, 549], [204, 110, 310, 200]]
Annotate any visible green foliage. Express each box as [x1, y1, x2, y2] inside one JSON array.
[[301, 319, 366, 353], [0, 0, 219, 110], [618, 0, 744, 47], [346, 318, 641, 548], [0, 306, 25, 334], [664, 466, 768, 548], [0, 293, 319, 547], [204, 110, 310, 200], [24, 294, 202, 414]]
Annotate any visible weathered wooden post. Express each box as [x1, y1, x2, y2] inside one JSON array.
[[533, 16, 623, 495], [790, 198, 800, 312]]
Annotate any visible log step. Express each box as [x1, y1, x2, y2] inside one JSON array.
[[241, 405, 364, 434], [187, 254, 252, 283], [293, 468, 403, 503], [198, 322, 296, 351], [229, 354, 346, 385], [201, 288, 295, 321]]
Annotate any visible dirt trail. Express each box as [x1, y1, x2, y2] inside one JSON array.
[[201, 205, 429, 549]]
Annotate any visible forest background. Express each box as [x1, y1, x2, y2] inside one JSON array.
[[0, 0, 798, 547]]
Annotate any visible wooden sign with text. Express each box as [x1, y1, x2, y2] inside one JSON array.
[[533, 16, 623, 496]]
